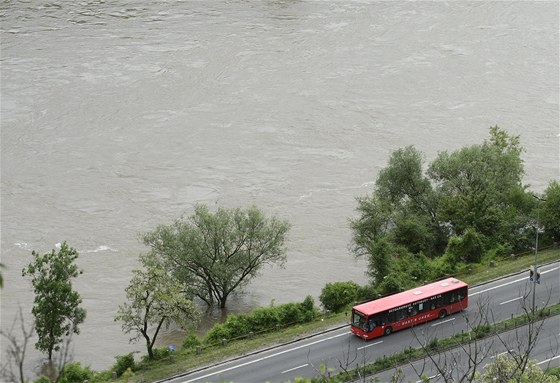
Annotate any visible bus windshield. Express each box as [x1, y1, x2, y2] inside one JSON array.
[[351, 309, 367, 331]]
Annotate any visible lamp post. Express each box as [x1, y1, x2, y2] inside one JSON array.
[[531, 194, 546, 313]]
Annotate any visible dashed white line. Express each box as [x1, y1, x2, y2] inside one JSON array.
[[281, 364, 309, 374], [469, 266, 559, 297], [431, 318, 455, 327], [357, 340, 383, 350], [500, 297, 523, 305]]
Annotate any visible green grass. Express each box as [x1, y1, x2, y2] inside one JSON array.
[[105, 247, 559, 383]]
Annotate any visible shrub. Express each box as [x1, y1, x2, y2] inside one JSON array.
[[277, 303, 301, 324], [356, 284, 378, 302], [205, 322, 231, 344], [112, 352, 136, 377], [182, 333, 201, 349], [319, 281, 359, 313], [33, 377, 51, 383], [58, 362, 94, 383], [299, 295, 317, 321], [250, 306, 280, 330], [205, 296, 317, 344]]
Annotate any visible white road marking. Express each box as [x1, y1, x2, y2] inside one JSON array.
[[499, 296, 523, 305], [417, 373, 440, 382], [281, 364, 309, 374], [357, 340, 383, 350], [537, 355, 560, 365], [491, 350, 512, 358], [180, 331, 350, 382], [469, 267, 559, 297], [431, 318, 455, 327]]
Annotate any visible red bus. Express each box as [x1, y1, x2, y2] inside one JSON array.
[[350, 277, 468, 340]]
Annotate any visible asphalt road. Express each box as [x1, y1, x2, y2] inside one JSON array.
[[164, 262, 560, 383]]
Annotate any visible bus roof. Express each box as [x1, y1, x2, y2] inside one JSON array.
[[353, 277, 468, 316]]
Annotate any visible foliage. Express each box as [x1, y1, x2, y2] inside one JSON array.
[[541, 181, 560, 244], [475, 354, 559, 383], [205, 296, 317, 344], [351, 127, 546, 283], [21, 242, 86, 360], [366, 237, 393, 285], [182, 333, 201, 349], [32, 376, 51, 383], [445, 228, 485, 263], [57, 362, 94, 383], [140, 347, 172, 363], [112, 353, 136, 377], [114, 254, 201, 360], [142, 204, 291, 308], [319, 281, 359, 313], [121, 368, 135, 383]]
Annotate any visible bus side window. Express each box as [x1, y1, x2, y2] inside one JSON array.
[[418, 303, 424, 313], [458, 287, 466, 301]]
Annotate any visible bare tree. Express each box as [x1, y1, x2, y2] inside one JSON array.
[[0, 307, 35, 383]]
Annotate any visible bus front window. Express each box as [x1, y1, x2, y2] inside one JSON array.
[[352, 310, 367, 331]]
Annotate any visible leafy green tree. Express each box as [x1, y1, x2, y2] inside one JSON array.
[[114, 255, 201, 360], [142, 204, 291, 308], [351, 146, 446, 259], [352, 127, 539, 282], [366, 237, 393, 286], [319, 281, 359, 313], [445, 228, 485, 264], [21, 242, 86, 361], [428, 126, 530, 250], [541, 180, 560, 243]]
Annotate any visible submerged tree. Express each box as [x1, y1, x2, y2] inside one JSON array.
[[21, 242, 86, 361], [143, 204, 291, 308], [115, 254, 201, 360]]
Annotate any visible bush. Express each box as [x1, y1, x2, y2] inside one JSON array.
[[277, 303, 302, 324], [112, 352, 136, 377], [205, 296, 317, 344], [182, 333, 201, 349], [58, 362, 94, 383], [205, 323, 231, 344], [356, 284, 378, 302], [319, 281, 359, 313], [299, 295, 317, 321], [33, 377, 51, 383]]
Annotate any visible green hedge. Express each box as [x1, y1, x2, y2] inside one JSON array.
[[205, 296, 317, 344]]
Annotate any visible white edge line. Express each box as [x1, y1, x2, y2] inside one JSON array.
[[537, 355, 560, 365], [281, 364, 309, 374], [469, 266, 559, 297], [431, 317, 455, 327], [499, 296, 523, 305], [357, 340, 383, 350], [180, 331, 349, 382]]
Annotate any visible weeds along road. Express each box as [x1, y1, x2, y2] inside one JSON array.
[[163, 262, 560, 383]]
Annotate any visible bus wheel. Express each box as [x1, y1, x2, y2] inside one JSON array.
[[384, 327, 392, 336], [438, 310, 447, 319]]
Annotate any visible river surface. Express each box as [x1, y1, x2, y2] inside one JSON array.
[[1, 0, 558, 377]]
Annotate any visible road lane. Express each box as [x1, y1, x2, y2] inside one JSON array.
[[372, 317, 560, 382], [165, 262, 559, 383]]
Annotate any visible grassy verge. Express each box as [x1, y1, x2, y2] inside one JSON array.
[[108, 247, 559, 383]]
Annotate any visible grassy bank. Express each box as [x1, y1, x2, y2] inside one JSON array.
[[108, 247, 559, 383]]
